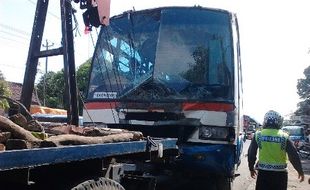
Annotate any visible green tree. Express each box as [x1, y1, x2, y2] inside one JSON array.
[[0, 71, 12, 109], [295, 65, 310, 115], [76, 59, 91, 113], [77, 59, 91, 98], [37, 70, 65, 108], [36, 59, 91, 113], [182, 46, 209, 83]]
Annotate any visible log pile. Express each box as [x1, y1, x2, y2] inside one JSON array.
[[0, 115, 143, 151]]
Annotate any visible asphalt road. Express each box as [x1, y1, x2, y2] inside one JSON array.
[[234, 139, 310, 190], [233, 139, 256, 190]]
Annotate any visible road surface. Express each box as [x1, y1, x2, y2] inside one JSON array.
[[234, 140, 310, 190]]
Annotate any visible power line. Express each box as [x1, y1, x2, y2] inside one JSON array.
[[0, 63, 25, 70], [0, 30, 29, 40], [0, 23, 31, 37], [0, 35, 28, 46], [26, 0, 61, 20]]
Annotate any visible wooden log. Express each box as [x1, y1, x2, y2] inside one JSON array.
[[26, 120, 44, 132], [43, 132, 143, 147], [6, 139, 43, 150], [9, 113, 28, 128], [0, 95, 34, 121], [0, 132, 11, 143], [45, 125, 136, 137], [0, 116, 40, 142], [0, 143, 5, 151], [9, 114, 44, 132], [6, 139, 29, 150], [83, 127, 127, 136]]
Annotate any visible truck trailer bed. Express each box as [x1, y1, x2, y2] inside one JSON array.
[[0, 138, 177, 171]]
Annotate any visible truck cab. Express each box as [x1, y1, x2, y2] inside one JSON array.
[[282, 125, 305, 148]]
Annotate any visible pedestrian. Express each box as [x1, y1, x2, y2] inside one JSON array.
[[247, 110, 304, 190]]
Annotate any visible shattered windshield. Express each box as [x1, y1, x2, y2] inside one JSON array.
[[87, 7, 234, 102]]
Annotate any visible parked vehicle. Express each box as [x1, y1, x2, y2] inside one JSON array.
[[282, 125, 305, 148], [298, 142, 310, 159]]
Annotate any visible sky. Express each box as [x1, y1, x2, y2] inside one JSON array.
[[1, 0, 310, 123]]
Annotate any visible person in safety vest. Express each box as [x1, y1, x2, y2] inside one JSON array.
[[248, 110, 304, 190]]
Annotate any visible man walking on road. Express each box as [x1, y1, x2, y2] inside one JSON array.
[[247, 110, 304, 190]]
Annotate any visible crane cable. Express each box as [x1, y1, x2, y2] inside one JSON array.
[[70, 0, 120, 124], [91, 27, 118, 123], [102, 27, 129, 115]]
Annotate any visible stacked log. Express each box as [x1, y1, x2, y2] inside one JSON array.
[[9, 113, 44, 132], [0, 143, 5, 151], [0, 132, 11, 143], [42, 132, 143, 147], [0, 115, 143, 150], [0, 116, 40, 142]]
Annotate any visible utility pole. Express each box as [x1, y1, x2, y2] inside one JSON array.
[[42, 39, 54, 106]]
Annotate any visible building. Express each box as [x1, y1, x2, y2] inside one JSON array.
[[0, 82, 41, 116], [243, 115, 261, 130], [7, 82, 40, 105]]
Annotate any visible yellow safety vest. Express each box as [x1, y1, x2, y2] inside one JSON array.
[[255, 129, 289, 171]]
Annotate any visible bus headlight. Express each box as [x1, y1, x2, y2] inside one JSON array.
[[199, 126, 229, 140]]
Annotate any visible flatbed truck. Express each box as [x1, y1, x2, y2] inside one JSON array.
[[0, 137, 178, 189]]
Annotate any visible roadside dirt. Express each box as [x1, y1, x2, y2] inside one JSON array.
[[234, 140, 310, 190], [287, 157, 310, 190]]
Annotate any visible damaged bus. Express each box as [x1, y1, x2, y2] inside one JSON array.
[[84, 6, 244, 189]]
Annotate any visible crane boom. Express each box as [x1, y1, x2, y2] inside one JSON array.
[[20, 0, 79, 125]]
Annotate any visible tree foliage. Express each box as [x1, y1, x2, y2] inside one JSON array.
[[36, 59, 91, 113], [182, 46, 209, 83], [76, 59, 91, 97], [37, 71, 65, 108], [76, 59, 91, 113], [295, 65, 310, 115], [0, 71, 12, 109]]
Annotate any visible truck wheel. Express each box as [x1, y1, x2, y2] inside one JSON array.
[[71, 177, 125, 190]]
